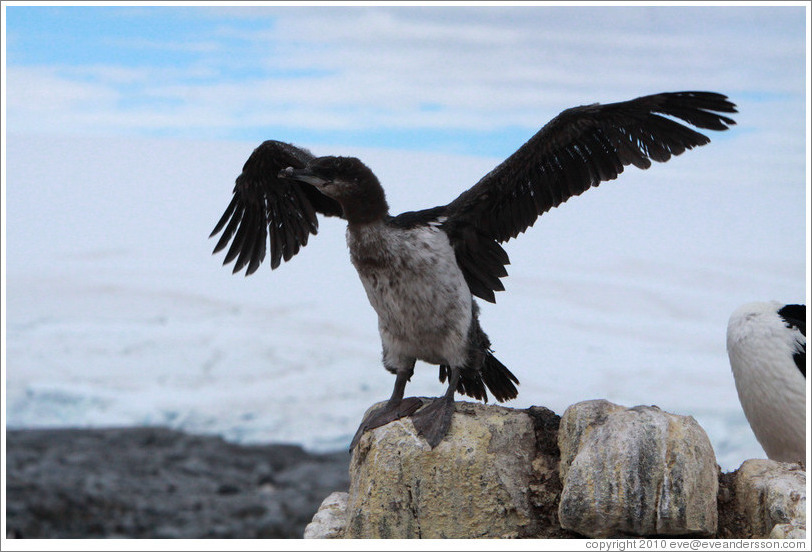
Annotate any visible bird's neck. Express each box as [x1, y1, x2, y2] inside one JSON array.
[[340, 181, 390, 225]]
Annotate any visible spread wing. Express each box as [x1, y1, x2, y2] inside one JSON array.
[[210, 140, 343, 274], [443, 91, 737, 302]]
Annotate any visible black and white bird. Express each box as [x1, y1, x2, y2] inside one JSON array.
[[726, 301, 807, 464], [211, 91, 737, 449]]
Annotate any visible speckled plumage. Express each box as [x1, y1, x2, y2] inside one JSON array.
[[349, 220, 472, 370]]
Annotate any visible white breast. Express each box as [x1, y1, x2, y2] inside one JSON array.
[[347, 221, 472, 367], [726, 301, 806, 463]]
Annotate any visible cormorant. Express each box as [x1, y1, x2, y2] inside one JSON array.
[[211, 91, 737, 449], [727, 301, 806, 463]]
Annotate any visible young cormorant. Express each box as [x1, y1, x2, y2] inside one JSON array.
[[211, 91, 737, 449]]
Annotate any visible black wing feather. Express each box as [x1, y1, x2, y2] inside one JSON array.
[[210, 140, 343, 275], [778, 304, 806, 378], [231, 207, 261, 274], [443, 91, 736, 302]]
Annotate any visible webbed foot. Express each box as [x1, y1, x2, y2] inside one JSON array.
[[410, 396, 456, 449], [349, 396, 423, 450]]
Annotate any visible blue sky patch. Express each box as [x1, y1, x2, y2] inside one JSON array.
[[4, 5, 806, 157]]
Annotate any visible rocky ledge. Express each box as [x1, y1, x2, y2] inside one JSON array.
[[5, 427, 350, 538], [305, 399, 806, 539], [6, 401, 805, 540]]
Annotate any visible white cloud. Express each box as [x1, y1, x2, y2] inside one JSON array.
[[4, 5, 806, 146], [6, 66, 118, 110]]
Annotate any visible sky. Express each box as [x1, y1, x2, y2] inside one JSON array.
[[2, 3, 808, 156], [1, 1, 810, 480]]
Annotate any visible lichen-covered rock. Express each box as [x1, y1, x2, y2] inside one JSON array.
[[344, 401, 541, 538], [558, 401, 718, 537], [304, 492, 348, 539], [558, 399, 625, 483], [734, 459, 806, 538]]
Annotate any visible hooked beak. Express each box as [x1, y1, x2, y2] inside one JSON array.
[[278, 166, 329, 187]]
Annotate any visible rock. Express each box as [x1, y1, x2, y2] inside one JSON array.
[[525, 406, 569, 536], [557, 399, 625, 483], [304, 492, 349, 538], [306, 400, 807, 540], [14, 409, 798, 540], [770, 523, 806, 539], [734, 459, 806, 538], [557, 401, 718, 537], [716, 470, 750, 538], [343, 400, 551, 538], [6, 427, 350, 538]]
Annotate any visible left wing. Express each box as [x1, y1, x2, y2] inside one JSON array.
[[441, 91, 737, 302], [446, 91, 737, 242]]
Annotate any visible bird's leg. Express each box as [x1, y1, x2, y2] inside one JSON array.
[[349, 364, 422, 450], [410, 366, 461, 448]]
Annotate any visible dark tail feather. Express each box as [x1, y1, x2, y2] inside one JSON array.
[[438, 351, 519, 403], [480, 351, 519, 402], [440, 364, 488, 402]]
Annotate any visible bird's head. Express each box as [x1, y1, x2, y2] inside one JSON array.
[[279, 156, 376, 199], [280, 156, 388, 223]]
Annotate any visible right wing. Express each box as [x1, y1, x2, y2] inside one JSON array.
[[210, 140, 343, 274]]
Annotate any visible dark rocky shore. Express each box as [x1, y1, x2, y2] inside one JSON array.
[[6, 426, 350, 539]]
